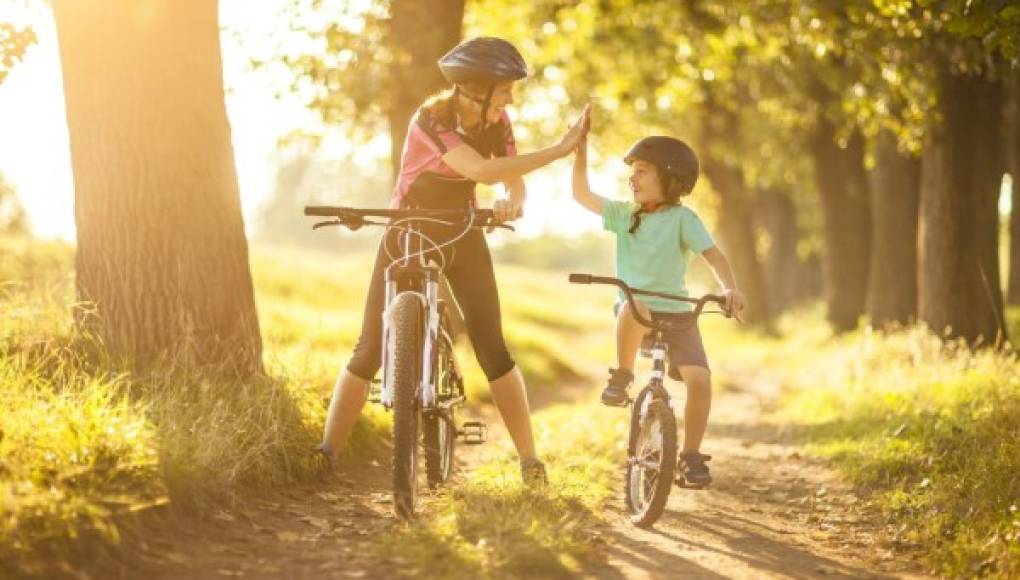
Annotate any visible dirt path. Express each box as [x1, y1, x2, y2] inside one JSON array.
[[130, 468, 403, 579], [127, 370, 926, 580], [582, 368, 928, 579]]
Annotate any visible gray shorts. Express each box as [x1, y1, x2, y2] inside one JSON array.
[[614, 303, 710, 379]]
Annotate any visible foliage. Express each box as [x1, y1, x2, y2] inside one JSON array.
[[381, 403, 625, 578], [0, 236, 609, 575], [742, 307, 1020, 577], [0, 21, 35, 85], [0, 172, 27, 234]]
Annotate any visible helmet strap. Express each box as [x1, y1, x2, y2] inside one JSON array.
[[454, 84, 495, 134], [479, 85, 495, 134]]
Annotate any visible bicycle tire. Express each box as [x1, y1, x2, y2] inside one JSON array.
[[389, 292, 424, 519], [424, 312, 457, 487], [423, 411, 455, 487], [624, 391, 677, 528]]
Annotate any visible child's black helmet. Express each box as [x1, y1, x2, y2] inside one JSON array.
[[624, 136, 700, 198], [438, 37, 528, 85]]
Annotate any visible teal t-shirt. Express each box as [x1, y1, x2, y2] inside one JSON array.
[[602, 199, 716, 313]]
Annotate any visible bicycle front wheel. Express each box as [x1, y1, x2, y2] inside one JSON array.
[[388, 292, 424, 519], [624, 389, 677, 528]]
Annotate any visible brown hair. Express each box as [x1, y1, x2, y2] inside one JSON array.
[[422, 88, 458, 129], [422, 82, 493, 131]]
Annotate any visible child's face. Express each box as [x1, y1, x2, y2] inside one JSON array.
[[628, 159, 665, 205]]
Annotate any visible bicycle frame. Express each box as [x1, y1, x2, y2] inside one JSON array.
[[380, 220, 460, 411], [638, 330, 672, 417]]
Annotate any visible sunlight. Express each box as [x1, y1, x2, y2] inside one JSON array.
[[0, 0, 612, 241]]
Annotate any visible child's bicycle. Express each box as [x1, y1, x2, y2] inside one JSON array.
[[306, 204, 513, 518], [568, 273, 731, 527]]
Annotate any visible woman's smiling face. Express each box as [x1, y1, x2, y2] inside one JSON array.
[[628, 159, 665, 205], [486, 81, 515, 122]]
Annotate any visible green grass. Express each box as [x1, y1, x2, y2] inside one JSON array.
[[749, 309, 1020, 578], [0, 238, 608, 576], [382, 403, 626, 578]]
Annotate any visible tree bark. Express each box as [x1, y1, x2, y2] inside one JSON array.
[[867, 131, 921, 327], [387, 0, 465, 179], [1007, 69, 1020, 307], [810, 118, 872, 332], [53, 0, 262, 373], [919, 64, 1007, 345], [755, 187, 799, 314], [699, 101, 772, 328]]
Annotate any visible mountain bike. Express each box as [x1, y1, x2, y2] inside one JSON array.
[[306, 204, 511, 518], [568, 273, 729, 527]]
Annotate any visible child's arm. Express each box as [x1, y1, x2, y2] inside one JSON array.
[[701, 246, 746, 318], [572, 132, 606, 215]]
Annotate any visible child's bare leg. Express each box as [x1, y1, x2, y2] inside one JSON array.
[[677, 365, 712, 453], [616, 301, 652, 371], [603, 301, 652, 407]]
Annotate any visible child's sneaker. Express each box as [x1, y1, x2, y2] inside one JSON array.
[[520, 458, 548, 486], [678, 452, 712, 487], [601, 367, 634, 407]]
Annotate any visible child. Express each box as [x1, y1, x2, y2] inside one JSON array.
[[571, 110, 745, 486]]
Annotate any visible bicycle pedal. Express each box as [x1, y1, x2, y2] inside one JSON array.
[[458, 421, 487, 445]]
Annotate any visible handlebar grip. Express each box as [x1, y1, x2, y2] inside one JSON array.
[[568, 273, 593, 284], [304, 206, 339, 217]]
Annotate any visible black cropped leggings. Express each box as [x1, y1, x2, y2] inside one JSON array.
[[346, 225, 516, 382]]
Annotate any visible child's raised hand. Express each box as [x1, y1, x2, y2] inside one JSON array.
[[558, 104, 592, 157]]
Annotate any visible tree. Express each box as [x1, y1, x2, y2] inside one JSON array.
[[867, 131, 921, 327], [1007, 70, 1020, 307], [0, 172, 27, 234], [53, 0, 262, 373], [286, 0, 465, 179], [919, 58, 1008, 345]]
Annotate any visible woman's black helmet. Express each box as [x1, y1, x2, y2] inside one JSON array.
[[624, 136, 700, 199], [438, 37, 527, 85]]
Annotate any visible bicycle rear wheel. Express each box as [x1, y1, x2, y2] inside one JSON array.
[[423, 410, 455, 487], [388, 292, 424, 519], [624, 387, 677, 527], [424, 312, 457, 487]]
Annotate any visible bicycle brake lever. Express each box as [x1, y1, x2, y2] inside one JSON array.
[[312, 219, 342, 230]]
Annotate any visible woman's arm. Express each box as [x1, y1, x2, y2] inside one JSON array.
[[442, 105, 591, 185], [444, 143, 563, 185], [572, 135, 604, 215], [701, 246, 746, 316]]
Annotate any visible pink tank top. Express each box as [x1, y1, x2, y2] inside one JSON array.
[[392, 107, 518, 208]]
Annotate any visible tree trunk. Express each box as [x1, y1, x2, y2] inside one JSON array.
[[387, 0, 465, 180], [755, 187, 799, 314], [867, 131, 921, 327], [54, 0, 262, 373], [699, 99, 771, 328], [810, 118, 872, 332], [1007, 69, 1020, 306], [919, 64, 1006, 345]]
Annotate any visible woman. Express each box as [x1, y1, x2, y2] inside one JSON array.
[[318, 37, 589, 484]]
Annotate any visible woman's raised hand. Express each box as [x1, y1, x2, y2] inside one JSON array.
[[557, 104, 592, 157]]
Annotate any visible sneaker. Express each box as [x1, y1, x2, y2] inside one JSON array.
[[520, 458, 548, 486], [314, 443, 340, 472], [678, 452, 712, 487], [600, 367, 634, 407]]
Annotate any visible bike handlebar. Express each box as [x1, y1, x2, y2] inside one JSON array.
[[568, 273, 730, 330], [304, 205, 512, 231]]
